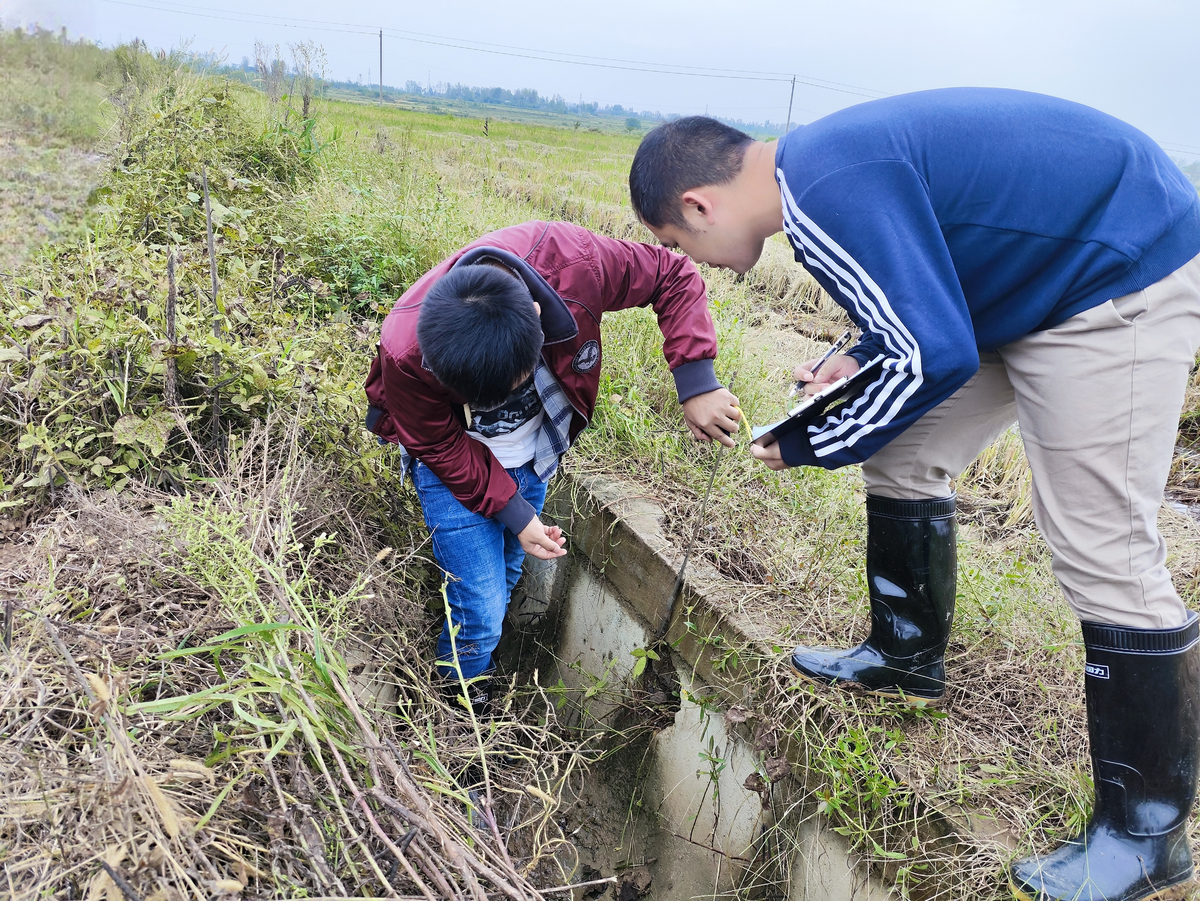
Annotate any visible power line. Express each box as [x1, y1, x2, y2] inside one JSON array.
[[97, 0, 887, 96], [1160, 142, 1200, 158], [389, 31, 875, 90], [99, 0, 376, 37], [93, 0, 1200, 155], [104, 0, 883, 87], [379, 31, 838, 88]]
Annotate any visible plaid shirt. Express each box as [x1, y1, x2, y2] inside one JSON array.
[[397, 360, 573, 483], [531, 360, 574, 480]]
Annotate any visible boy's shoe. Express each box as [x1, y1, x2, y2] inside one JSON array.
[[791, 495, 957, 703], [1009, 613, 1200, 901], [435, 668, 493, 719]]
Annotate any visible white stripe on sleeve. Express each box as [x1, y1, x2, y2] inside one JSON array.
[[777, 169, 924, 457]]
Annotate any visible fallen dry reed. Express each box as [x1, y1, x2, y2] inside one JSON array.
[[0, 419, 606, 901]]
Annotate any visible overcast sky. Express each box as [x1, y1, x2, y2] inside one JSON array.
[[8, 0, 1200, 158]]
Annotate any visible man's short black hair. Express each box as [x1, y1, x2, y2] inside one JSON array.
[[629, 116, 754, 230], [418, 263, 543, 409]]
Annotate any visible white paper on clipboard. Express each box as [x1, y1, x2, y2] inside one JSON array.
[[751, 355, 885, 448]]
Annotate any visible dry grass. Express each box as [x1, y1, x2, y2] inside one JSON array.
[[0, 421, 610, 901]]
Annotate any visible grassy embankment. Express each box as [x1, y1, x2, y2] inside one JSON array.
[[0, 38, 620, 901], [0, 28, 109, 274], [4, 35, 1200, 900]]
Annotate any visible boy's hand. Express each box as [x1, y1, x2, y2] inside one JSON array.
[[750, 441, 789, 471], [518, 517, 568, 559], [682, 388, 742, 448], [794, 353, 859, 396]]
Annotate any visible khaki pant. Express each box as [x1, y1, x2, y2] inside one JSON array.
[[862, 253, 1200, 629]]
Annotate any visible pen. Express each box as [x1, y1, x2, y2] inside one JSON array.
[[790, 329, 853, 397]]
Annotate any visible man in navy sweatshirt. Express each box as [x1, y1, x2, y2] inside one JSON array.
[[628, 90, 1200, 901]]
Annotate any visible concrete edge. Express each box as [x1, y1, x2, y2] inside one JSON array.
[[544, 470, 1012, 865]]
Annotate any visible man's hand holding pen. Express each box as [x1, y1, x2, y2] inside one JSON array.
[[792, 353, 861, 396], [751, 330, 863, 471], [790, 328, 858, 397]]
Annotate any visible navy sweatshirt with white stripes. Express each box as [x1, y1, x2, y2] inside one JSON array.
[[774, 87, 1200, 469]]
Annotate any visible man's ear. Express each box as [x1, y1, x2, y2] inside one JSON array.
[[680, 189, 718, 226], [532, 301, 541, 316]]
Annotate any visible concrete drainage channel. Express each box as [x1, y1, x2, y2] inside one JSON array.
[[493, 473, 899, 901]]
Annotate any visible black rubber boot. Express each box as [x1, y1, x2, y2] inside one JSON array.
[[791, 494, 957, 702], [434, 667, 492, 719], [1010, 612, 1200, 901]]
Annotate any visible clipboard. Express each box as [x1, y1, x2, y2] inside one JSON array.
[[751, 355, 885, 447]]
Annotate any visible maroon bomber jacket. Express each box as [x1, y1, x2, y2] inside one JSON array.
[[364, 220, 721, 534]]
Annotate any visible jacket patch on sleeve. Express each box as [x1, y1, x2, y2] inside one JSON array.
[[572, 339, 600, 373]]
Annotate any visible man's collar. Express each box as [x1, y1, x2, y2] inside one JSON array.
[[452, 246, 579, 345]]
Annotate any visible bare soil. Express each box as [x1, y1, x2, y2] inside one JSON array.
[[0, 135, 105, 275]]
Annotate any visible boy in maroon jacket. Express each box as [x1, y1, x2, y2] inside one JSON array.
[[364, 221, 740, 710]]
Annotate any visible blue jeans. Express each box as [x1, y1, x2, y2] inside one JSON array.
[[411, 459, 548, 679]]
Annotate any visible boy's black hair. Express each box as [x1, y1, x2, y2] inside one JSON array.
[[629, 116, 754, 230], [417, 263, 543, 409]]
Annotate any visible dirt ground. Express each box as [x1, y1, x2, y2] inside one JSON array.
[[0, 135, 105, 275]]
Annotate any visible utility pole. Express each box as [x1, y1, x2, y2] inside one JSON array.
[[378, 29, 383, 105], [785, 75, 796, 134]]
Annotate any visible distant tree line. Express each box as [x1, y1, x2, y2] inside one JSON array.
[[393, 79, 780, 136], [218, 53, 783, 137], [400, 79, 666, 124], [410, 82, 574, 113]]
